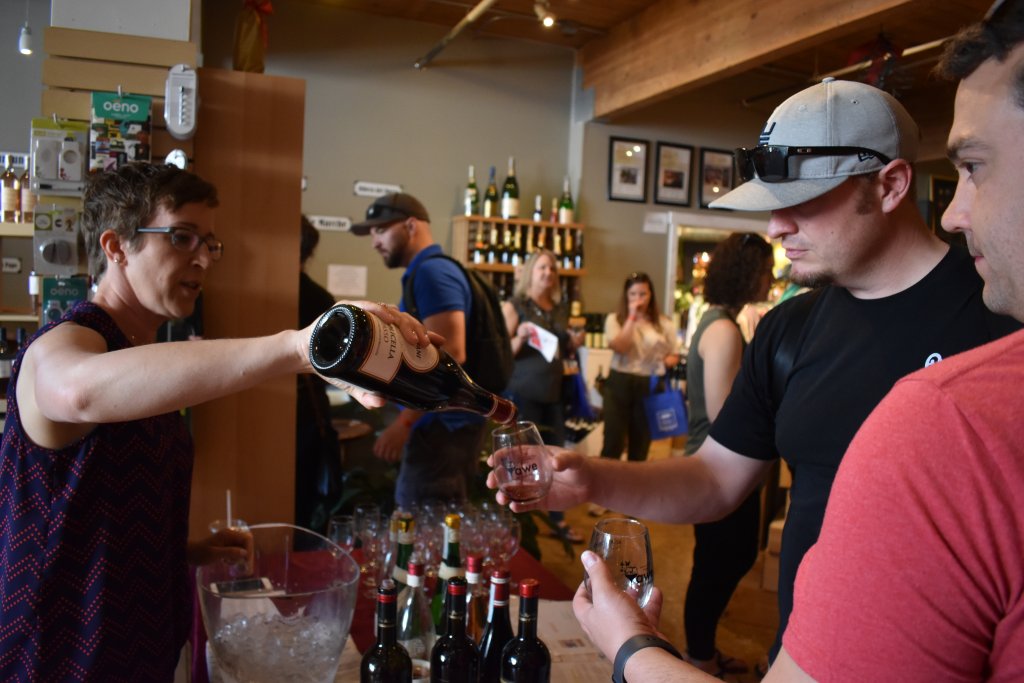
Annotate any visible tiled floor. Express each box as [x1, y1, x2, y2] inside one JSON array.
[[532, 438, 780, 682]]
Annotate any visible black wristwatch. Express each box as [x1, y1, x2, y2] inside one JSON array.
[[612, 634, 684, 683]]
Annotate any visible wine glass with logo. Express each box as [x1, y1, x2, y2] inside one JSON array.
[[585, 517, 654, 608], [491, 421, 554, 505]]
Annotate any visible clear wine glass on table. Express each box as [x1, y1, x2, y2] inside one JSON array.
[[491, 421, 554, 505], [327, 514, 357, 554], [585, 517, 654, 607]]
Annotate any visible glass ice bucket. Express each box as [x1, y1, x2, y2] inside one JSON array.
[[197, 523, 360, 683]]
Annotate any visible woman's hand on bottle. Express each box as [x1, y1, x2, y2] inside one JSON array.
[[486, 446, 592, 512], [302, 300, 442, 409]]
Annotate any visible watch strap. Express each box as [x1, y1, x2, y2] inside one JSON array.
[[612, 634, 683, 683]]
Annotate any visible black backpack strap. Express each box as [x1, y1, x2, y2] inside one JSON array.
[[770, 287, 823, 410], [401, 251, 450, 319]]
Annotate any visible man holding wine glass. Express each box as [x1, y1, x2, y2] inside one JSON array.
[[352, 192, 489, 507], [489, 76, 1020, 673]]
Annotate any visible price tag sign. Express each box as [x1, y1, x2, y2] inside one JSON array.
[[308, 215, 351, 232], [353, 181, 402, 197]]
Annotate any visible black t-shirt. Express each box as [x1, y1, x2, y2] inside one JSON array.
[[710, 245, 1021, 644]]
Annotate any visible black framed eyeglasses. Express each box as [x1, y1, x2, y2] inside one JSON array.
[[735, 145, 892, 183], [136, 226, 224, 261]]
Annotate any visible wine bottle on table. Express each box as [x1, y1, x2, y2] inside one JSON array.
[[308, 304, 516, 423], [464, 554, 487, 645], [483, 166, 499, 218], [391, 513, 416, 592], [362, 580, 413, 683], [465, 164, 479, 216], [500, 156, 519, 219], [431, 513, 465, 632], [397, 561, 436, 662], [500, 579, 550, 682], [557, 176, 574, 224], [478, 569, 514, 683], [430, 577, 479, 683]]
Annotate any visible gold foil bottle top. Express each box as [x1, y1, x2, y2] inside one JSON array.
[[444, 512, 462, 530]]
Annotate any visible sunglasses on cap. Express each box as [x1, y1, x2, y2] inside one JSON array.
[[735, 145, 892, 183]]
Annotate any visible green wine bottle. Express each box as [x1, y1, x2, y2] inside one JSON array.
[[500, 156, 520, 219], [464, 164, 479, 216], [558, 175, 575, 224], [483, 166, 499, 218]]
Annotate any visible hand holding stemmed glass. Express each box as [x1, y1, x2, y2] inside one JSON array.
[[585, 517, 654, 608], [491, 421, 554, 505]]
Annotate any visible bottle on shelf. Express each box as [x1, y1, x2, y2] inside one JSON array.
[[397, 560, 436, 662], [487, 223, 500, 265], [464, 164, 479, 217], [499, 578, 551, 683], [573, 230, 584, 270], [500, 224, 512, 265], [478, 568, 514, 682], [532, 194, 543, 222], [483, 166, 499, 218], [547, 197, 558, 224], [464, 554, 487, 645], [15, 328, 27, 350], [472, 224, 487, 265], [431, 513, 465, 632], [557, 176, 574, 224], [18, 161, 34, 225], [551, 228, 562, 258], [361, 580, 413, 683], [524, 224, 535, 256], [1, 155, 20, 223], [308, 304, 517, 423], [430, 577, 479, 683], [500, 156, 520, 219], [510, 225, 523, 267], [391, 513, 416, 592], [561, 228, 574, 270]]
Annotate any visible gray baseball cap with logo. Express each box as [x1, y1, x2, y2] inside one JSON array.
[[710, 78, 919, 212]]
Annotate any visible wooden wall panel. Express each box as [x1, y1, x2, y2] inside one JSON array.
[[188, 68, 305, 537], [44, 26, 196, 68], [580, 0, 921, 118]]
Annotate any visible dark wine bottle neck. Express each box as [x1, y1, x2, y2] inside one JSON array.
[[517, 596, 538, 639]]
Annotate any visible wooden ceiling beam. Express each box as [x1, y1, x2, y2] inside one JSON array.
[[580, 0, 930, 119]]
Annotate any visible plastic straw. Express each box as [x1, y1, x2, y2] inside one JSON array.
[[226, 489, 232, 527]]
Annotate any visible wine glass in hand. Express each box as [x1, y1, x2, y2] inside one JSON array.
[[585, 517, 654, 608], [491, 421, 554, 505]]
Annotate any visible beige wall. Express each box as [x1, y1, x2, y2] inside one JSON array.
[[202, 2, 575, 306]]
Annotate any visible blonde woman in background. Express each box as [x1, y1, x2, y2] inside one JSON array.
[[502, 249, 585, 543]]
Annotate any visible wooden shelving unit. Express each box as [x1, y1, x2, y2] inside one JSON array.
[[451, 215, 586, 299]]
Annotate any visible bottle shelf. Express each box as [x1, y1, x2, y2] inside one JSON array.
[[0, 222, 34, 238], [469, 263, 586, 276], [0, 312, 38, 323]]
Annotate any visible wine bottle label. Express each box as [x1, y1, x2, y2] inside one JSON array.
[[392, 566, 409, 584], [558, 207, 574, 224], [501, 197, 519, 219], [398, 530, 415, 543], [359, 312, 439, 381], [437, 562, 464, 580]]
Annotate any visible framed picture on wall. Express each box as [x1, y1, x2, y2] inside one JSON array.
[[699, 148, 735, 209], [654, 142, 694, 206], [608, 137, 649, 202]]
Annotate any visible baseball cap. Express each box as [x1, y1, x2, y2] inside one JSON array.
[[711, 78, 919, 211], [350, 193, 430, 235]]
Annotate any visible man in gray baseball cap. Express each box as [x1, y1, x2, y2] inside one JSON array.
[[711, 76, 918, 212], [509, 77, 1019, 676]]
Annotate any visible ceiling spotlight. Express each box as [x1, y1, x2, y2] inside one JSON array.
[[533, 2, 556, 29], [18, 22, 32, 56]]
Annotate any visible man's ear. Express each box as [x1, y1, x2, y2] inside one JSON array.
[[878, 159, 913, 214]]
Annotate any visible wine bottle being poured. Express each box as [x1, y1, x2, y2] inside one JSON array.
[[308, 304, 517, 423]]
